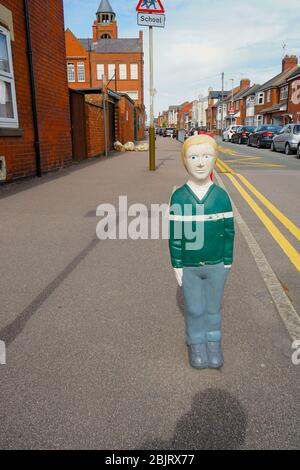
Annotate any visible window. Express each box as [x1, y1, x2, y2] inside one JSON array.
[[130, 64, 138, 80], [294, 125, 300, 134], [97, 64, 105, 80], [0, 25, 18, 128], [257, 115, 263, 126], [236, 100, 240, 111], [108, 64, 115, 80], [101, 34, 111, 39], [257, 92, 264, 105], [280, 85, 288, 100], [77, 62, 85, 82], [67, 62, 75, 82], [124, 91, 138, 101], [266, 90, 271, 102], [119, 64, 127, 80]]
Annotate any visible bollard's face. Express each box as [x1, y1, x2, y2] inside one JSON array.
[[185, 143, 216, 182]]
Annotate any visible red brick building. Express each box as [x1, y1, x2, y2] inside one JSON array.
[[254, 55, 298, 127], [65, 0, 144, 109], [0, 1, 72, 182], [178, 102, 193, 130], [287, 66, 300, 124]]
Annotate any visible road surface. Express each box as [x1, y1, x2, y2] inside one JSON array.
[[0, 136, 299, 449]]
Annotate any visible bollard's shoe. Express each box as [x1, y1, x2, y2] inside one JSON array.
[[207, 342, 224, 369], [188, 344, 208, 369]]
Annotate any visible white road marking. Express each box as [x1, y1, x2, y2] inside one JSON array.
[[214, 171, 300, 341]]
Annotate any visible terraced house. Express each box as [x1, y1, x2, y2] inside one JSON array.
[[287, 66, 300, 124], [254, 55, 298, 127]]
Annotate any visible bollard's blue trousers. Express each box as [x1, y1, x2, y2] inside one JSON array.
[[182, 263, 230, 345]]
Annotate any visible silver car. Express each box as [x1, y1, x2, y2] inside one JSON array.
[[222, 125, 240, 142], [271, 124, 300, 155]]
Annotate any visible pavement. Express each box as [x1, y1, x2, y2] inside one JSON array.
[[0, 136, 299, 450]]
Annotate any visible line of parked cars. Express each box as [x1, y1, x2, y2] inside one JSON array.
[[155, 127, 176, 138], [222, 124, 300, 158]]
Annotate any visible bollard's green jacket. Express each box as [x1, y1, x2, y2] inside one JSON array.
[[169, 183, 235, 268]]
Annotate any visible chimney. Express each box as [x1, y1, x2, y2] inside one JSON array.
[[240, 79, 250, 89], [139, 30, 143, 49], [282, 55, 298, 72]]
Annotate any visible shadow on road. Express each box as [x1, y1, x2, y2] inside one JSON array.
[[176, 286, 185, 317], [138, 388, 247, 450]]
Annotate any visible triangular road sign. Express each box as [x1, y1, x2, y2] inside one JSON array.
[[136, 0, 165, 14]]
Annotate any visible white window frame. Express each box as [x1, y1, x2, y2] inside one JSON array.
[[130, 64, 138, 80], [77, 62, 85, 83], [0, 25, 19, 129], [97, 64, 105, 80], [108, 64, 115, 80], [124, 91, 138, 101], [119, 64, 127, 80], [280, 85, 288, 101], [257, 92, 264, 105], [67, 62, 75, 83]]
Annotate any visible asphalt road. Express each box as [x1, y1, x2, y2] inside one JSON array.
[[0, 136, 299, 450], [217, 137, 300, 314]]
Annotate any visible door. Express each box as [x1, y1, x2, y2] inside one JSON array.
[[277, 126, 287, 150], [69, 90, 88, 161]]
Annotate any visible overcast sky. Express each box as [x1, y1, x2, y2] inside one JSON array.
[[63, 0, 300, 116]]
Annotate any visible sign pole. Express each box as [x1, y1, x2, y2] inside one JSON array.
[[149, 25, 156, 171]]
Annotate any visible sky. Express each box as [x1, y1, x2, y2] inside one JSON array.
[[63, 0, 300, 116]]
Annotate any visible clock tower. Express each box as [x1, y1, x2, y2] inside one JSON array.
[[93, 0, 118, 41]]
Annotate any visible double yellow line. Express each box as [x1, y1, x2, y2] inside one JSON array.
[[216, 157, 300, 272]]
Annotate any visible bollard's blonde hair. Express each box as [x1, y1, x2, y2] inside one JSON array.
[[181, 134, 219, 168]]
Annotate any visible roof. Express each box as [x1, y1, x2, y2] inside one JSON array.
[[232, 86, 252, 101], [257, 66, 299, 91], [242, 84, 261, 97], [286, 66, 300, 81], [209, 90, 229, 99], [97, 0, 115, 14], [168, 105, 179, 111], [261, 103, 287, 114], [78, 38, 142, 53]]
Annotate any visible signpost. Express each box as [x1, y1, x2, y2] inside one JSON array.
[[137, 13, 166, 28], [136, 0, 165, 171]]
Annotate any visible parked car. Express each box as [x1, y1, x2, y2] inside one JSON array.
[[163, 128, 174, 137], [271, 124, 300, 155], [231, 126, 256, 144], [159, 128, 164, 136], [247, 125, 282, 148], [188, 126, 207, 136], [222, 125, 240, 142], [155, 127, 161, 135]]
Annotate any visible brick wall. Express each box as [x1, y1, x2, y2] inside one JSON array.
[[288, 76, 300, 123], [116, 95, 134, 144], [85, 101, 105, 158], [27, 0, 72, 172], [136, 105, 145, 141], [0, 0, 72, 182]]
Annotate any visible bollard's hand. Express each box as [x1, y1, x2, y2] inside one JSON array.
[[174, 268, 183, 287]]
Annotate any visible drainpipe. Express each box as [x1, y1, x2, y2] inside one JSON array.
[[24, 0, 42, 177]]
